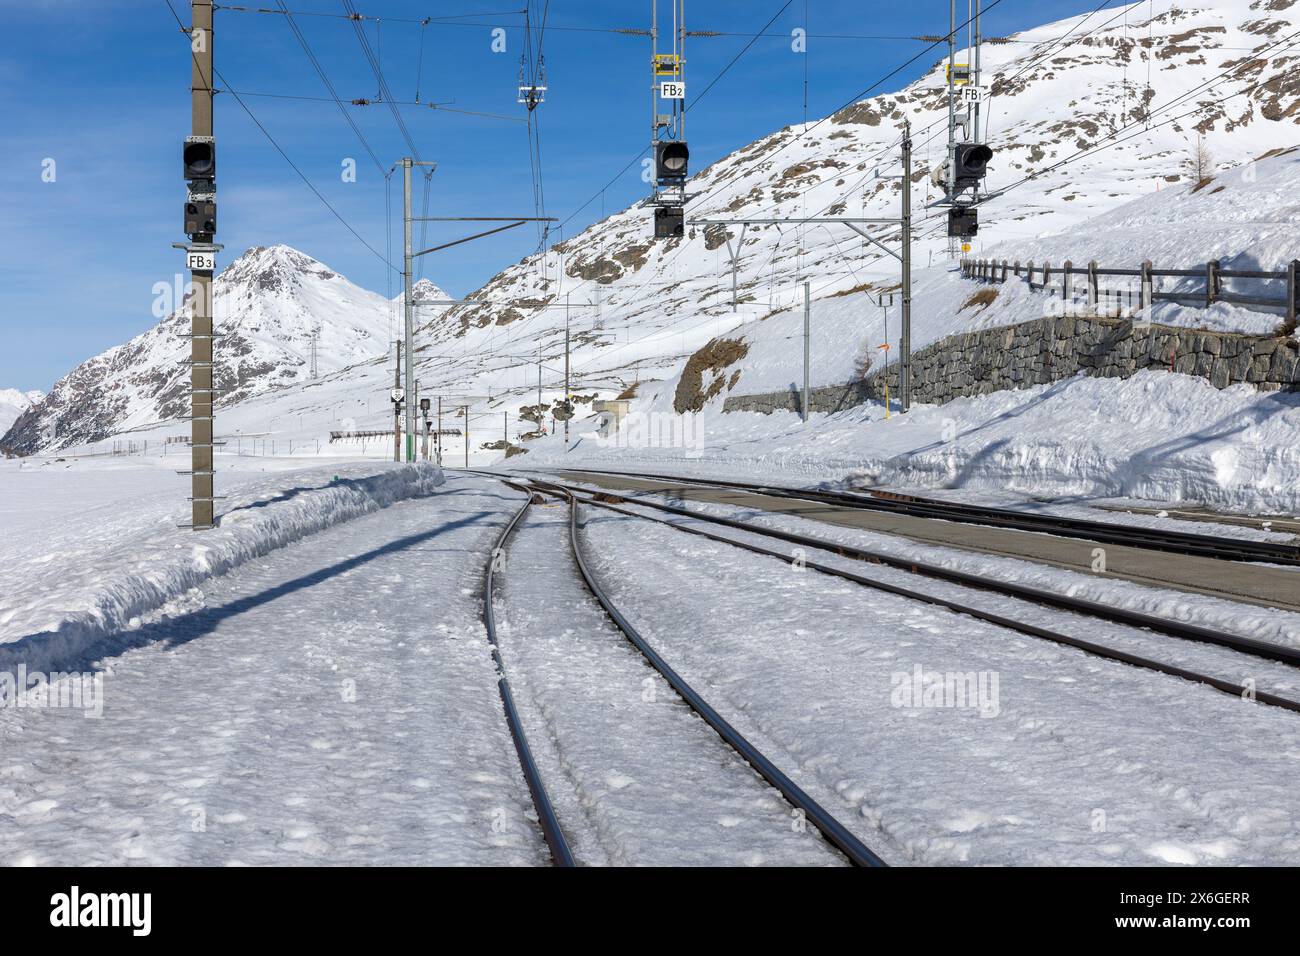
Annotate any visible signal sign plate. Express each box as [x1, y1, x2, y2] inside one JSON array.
[[186, 251, 216, 272], [660, 81, 685, 100], [960, 86, 987, 103]]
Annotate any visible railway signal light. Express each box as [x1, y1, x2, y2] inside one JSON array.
[[184, 199, 216, 237], [655, 141, 689, 182], [952, 142, 993, 188], [183, 136, 215, 182], [654, 205, 684, 238], [948, 207, 978, 238]]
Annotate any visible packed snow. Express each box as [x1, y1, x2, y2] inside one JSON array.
[[0, 453, 443, 677]]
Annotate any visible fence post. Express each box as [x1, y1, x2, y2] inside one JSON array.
[[1087, 260, 1099, 311], [1001, 259, 1009, 282], [1063, 259, 1073, 303], [1043, 263, 1053, 297], [1290, 260, 1298, 327], [1207, 259, 1220, 307], [1140, 260, 1153, 312]]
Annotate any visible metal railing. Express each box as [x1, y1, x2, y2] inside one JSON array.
[[961, 257, 1300, 324]]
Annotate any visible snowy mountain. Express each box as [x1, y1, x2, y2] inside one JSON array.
[[412, 0, 1300, 395], [404, 277, 453, 307], [0, 245, 401, 455], [0, 389, 42, 439], [8, 0, 1300, 462]]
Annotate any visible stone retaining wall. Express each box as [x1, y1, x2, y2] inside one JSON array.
[[722, 315, 1300, 415]]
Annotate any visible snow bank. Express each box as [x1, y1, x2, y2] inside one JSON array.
[[517, 369, 1300, 516], [0, 458, 444, 676]]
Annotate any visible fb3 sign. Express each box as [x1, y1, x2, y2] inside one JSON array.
[[186, 251, 216, 272]]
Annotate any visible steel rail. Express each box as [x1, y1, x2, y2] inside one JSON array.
[[522, 476, 1300, 667], [535, 479, 1300, 716], [552, 467, 1300, 566], [557, 486, 888, 867], [482, 487, 576, 867]]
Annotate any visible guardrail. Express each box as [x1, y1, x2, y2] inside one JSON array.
[[329, 429, 462, 442], [961, 257, 1300, 325]]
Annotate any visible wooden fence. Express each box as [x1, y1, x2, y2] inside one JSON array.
[[961, 257, 1299, 324]]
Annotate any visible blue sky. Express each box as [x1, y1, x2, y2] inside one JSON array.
[[0, 0, 1107, 391]]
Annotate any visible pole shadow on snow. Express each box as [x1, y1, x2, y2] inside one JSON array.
[[1, 508, 500, 681]]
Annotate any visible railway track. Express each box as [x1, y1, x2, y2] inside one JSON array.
[[483, 484, 575, 866], [507, 474, 1300, 717], [479, 479, 887, 867], [552, 467, 1300, 567]]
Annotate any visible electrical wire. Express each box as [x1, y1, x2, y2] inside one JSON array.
[[162, 0, 396, 270], [340, 0, 421, 160], [272, 0, 384, 174]]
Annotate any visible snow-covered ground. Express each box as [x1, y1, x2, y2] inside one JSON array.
[[4, 470, 1297, 865], [514, 366, 1300, 516], [576, 501, 1300, 865], [0, 452, 443, 677], [0, 476, 540, 865], [493, 503, 843, 865]]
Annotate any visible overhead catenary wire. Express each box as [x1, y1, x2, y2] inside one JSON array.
[[340, 0, 422, 161], [563, 0, 1242, 368], [162, 0, 396, 271], [591, 18, 1300, 380], [232, 89, 525, 122], [272, 0, 385, 175]]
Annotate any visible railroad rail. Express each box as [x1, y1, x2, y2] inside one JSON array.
[[481, 485, 575, 867], [552, 467, 1300, 566], [482, 477, 888, 867], [511, 474, 1300, 716]]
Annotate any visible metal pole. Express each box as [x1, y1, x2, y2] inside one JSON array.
[[463, 405, 469, 468], [436, 396, 443, 465], [393, 340, 401, 462], [732, 246, 738, 312], [973, 0, 983, 142], [402, 159, 415, 463], [564, 293, 571, 449], [189, 0, 216, 531], [651, 0, 658, 170], [802, 281, 811, 422], [537, 362, 543, 431], [902, 122, 913, 411], [503, 410, 508, 448], [946, 0, 956, 197]]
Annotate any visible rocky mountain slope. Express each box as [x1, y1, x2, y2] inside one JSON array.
[[8, 0, 1299, 459], [416, 0, 1300, 393], [1, 245, 400, 454], [0, 389, 42, 441]]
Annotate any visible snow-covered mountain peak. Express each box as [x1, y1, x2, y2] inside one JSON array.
[[0, 245, 447, 455], [0, 389, 42, 441], [407, 278, 451, 303], [218, 244, 344, 299]]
